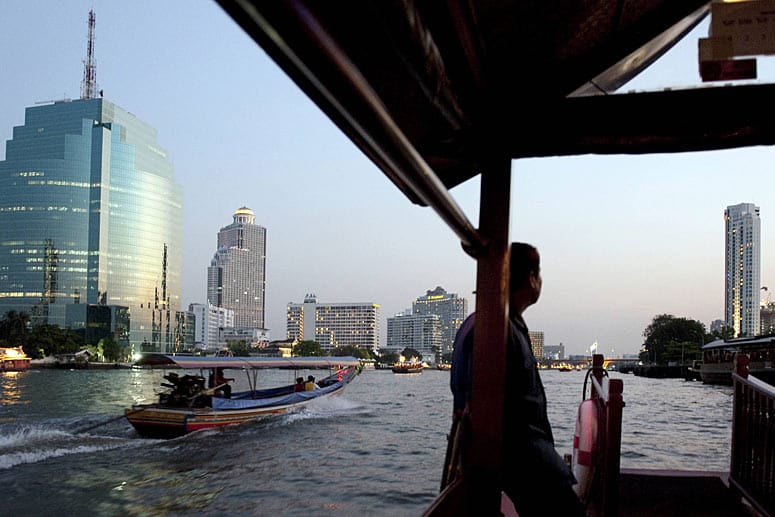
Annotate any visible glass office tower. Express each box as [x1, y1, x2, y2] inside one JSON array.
[[0, 98, 183, 351]]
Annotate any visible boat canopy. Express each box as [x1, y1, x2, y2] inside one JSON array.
[[702, 336, 775, 351], [133, 353, 360, 370]]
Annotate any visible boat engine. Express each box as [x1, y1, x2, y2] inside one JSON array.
[[159, 373, 206, 407]]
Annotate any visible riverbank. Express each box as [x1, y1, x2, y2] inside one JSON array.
[[30, 360, 133, 370]]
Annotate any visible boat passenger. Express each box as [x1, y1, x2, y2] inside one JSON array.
[[294, 377, 305, 392], [304, 375, 320, 390], [450, 242, 584, 516], [209, 367, 233, 398]]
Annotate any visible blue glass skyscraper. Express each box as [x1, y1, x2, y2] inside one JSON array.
[[0, 98, 183, 351]]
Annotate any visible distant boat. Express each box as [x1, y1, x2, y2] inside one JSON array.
[[392, 362, 423, 374], [1, 347, 30, 372], [436, 363, 452, 371], [125, 354, 361, 438], [558, 366, 572, 372], [700, 336, 775, 385]]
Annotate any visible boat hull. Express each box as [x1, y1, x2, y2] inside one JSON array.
[[2, 358, 31, 372], [126, 363, 359, 438], [126, 402, 298, 439], [392, 366, 423, 374]]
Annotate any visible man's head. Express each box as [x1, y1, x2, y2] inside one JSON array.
[[510, 242, 542, 314]]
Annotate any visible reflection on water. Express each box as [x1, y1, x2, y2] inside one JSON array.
[[0, 371, 28, 408], [0, 367, 739, 515]]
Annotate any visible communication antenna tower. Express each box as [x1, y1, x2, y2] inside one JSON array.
[[80, 9, 98, 99]]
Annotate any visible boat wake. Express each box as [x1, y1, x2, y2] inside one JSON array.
[[0, 423, 143, 470], [288, 395, 367, 422]]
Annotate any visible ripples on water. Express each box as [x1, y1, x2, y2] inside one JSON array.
[[0, 368, 733, 515]]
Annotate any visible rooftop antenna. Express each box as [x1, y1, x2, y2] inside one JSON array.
[[80, 9, 98, 99]]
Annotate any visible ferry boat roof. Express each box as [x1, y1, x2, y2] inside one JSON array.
[[702, 335, 775, 350], [217, 1, 775, 239]]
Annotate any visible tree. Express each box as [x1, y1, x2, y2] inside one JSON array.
[[100, 335, 121, 362], [401, 347, 422, 361], [332, 345, 372, 359], [375, 350, 399, 365], [0, 311, 32, 356], [294, 340, 322, 356], [29, 324, 83, 357], [640, 314, 705, 365], [227, 340, 250, 356]]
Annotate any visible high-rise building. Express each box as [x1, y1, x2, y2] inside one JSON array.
[[207, 207, 267, 332], [412, 286, 467, 354], [543, 343, 565, 360], [286, 294, 380, 352], [725, 203, 761, 337], [0, 98, 182, 351], [386, 311, 443, 360], [189, 302, 234, 351], [528, 330, 544, 359]]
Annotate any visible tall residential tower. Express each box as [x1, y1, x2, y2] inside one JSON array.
[[725, 203, 761, 337], [207, 207, 267, 332]]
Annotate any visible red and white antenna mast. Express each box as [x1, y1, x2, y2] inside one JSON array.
[[80, 9, 98, 99]]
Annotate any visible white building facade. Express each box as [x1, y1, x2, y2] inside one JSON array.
[[189, 302, 234, 351], [207, 207, 267, 332], [412, 286, 468, 354], [386, 312, 443, 361], [286, 294, 380, 352], [725, 203, 761, 337]]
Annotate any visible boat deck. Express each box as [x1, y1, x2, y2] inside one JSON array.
[[618, 469, 759, 516]]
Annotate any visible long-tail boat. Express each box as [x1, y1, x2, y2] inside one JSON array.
[[125, 354, 361, 438]]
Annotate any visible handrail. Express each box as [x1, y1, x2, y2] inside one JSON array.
[[587, 354, 625, 517], [729, 354, 775, 517]]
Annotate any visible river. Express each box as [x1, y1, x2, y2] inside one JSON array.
[[0, 367, 733, 516]]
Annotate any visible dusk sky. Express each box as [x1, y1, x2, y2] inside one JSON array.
[[4, 1, 775, 356]]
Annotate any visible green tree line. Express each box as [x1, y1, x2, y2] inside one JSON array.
[[0, 310, 123, 361], [639, 313, 734, 365]]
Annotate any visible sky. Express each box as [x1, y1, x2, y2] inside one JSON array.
[[3, 1, 775, 357]]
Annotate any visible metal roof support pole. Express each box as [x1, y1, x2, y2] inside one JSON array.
[[468, 156, 511, 513]]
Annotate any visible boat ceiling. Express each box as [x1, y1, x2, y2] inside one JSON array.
[[134, 354, 360, 370], [216, 0, 775, 212]]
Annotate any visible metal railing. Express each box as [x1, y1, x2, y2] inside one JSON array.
[[730, 355, 775, 517]]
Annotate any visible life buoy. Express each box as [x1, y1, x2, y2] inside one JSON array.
[[572, 398, 599, 501]]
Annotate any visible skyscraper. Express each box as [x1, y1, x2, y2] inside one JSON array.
[[207, 207, 267, 331], [725, 203, 761, 337], [412, 286, 468, 354], [0, 98, 183, 350]]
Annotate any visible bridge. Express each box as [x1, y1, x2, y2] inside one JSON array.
[[539, 358, 639, 371]]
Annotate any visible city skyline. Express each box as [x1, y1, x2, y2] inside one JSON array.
[[6, 2, 775, 356]]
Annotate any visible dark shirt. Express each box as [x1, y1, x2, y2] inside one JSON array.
[[451, 312, 552, 444], [450, 312, 581, 515]]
